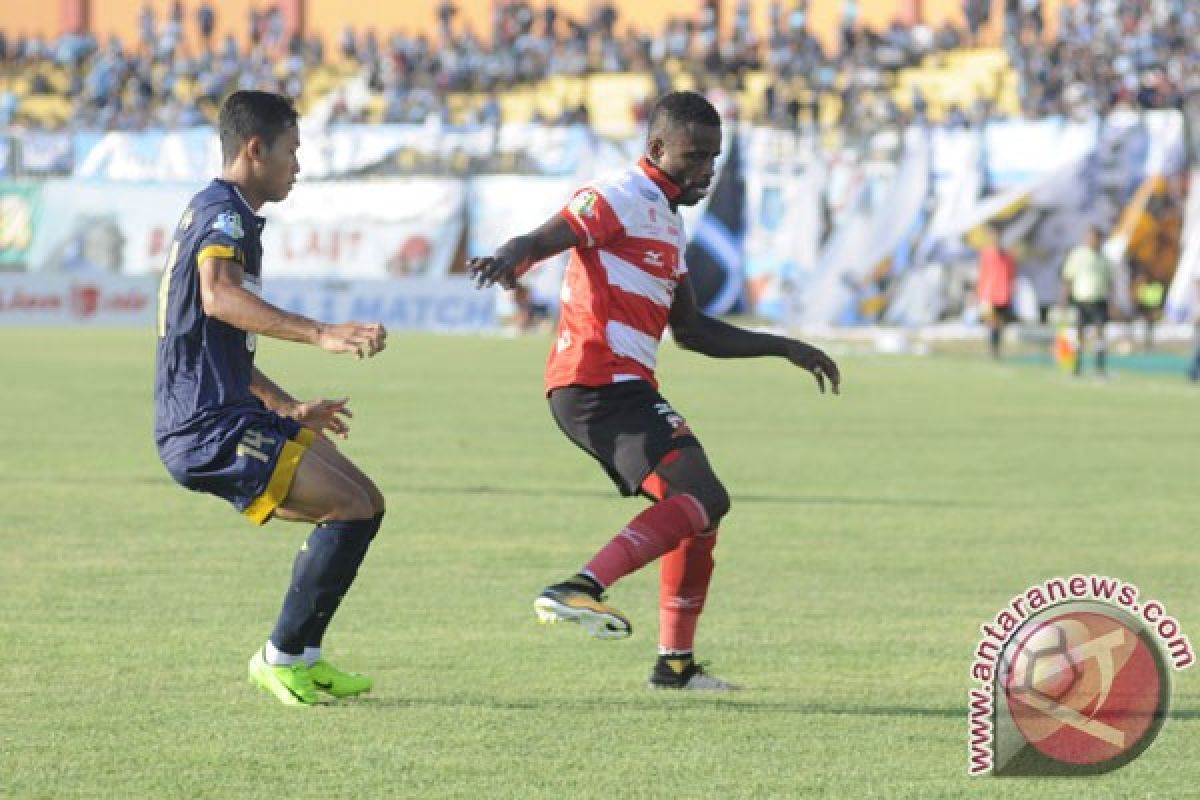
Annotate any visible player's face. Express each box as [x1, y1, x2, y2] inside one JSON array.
[[655, 123, 721, 206], [254, 124, 300, 203]]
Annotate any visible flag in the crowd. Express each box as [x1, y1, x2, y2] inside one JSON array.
[[684, 132, 745, 314]]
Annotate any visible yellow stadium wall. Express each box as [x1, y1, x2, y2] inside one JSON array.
[[5, 2, 59, 38], [6, 0, 1065, 55]]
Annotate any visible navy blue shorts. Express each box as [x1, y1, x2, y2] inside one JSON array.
[[160, 411, 313, 525]]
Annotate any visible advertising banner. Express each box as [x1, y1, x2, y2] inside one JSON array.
[[24, 179, 465, 279], [0, 273, 495, 331], [0, 182, 40, 268], [0, 273, 155, 325], [264, 277, 495, 332]]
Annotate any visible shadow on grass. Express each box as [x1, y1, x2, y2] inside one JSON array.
[[394, 484, 982, 509], [342, 695, 1200, 721], [343, 697, 921, 717]]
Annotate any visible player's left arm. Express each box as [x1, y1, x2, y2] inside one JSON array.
[[250, 367, 353, 440], [668, 274, 841, 395]]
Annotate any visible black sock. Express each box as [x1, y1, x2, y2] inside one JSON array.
[[570, 572, 605, 599], [269, 516, 379, 655], [655, 652, 695, 676], [301, 511, 385, 649]]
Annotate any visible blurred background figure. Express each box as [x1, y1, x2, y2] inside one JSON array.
[[1060, 226, 1114, 379], [1189, 271, 1200, 383], [976, 222, 1017, 359]]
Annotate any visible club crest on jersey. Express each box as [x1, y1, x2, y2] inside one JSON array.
[[570, 190, 599, 218], [212, 210, 245, 240]]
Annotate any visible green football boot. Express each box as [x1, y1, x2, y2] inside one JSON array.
[[308, 658, 374, 698], [247, 648, 320, 706]]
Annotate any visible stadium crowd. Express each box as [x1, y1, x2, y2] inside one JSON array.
[[1005, 0, 1200, 118], [0, 0, 1197, 131], [0, 3, 320, 130]]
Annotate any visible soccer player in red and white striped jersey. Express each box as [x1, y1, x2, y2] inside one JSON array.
[[469, 91, 840, 690]]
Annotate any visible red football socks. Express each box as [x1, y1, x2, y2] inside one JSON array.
[[583, 493, 709, 587], [658, 528, 718, 652]]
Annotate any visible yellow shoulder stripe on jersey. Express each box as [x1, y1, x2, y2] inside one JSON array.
[[197, 244, 243, 265], [243, 428, 316, 526]]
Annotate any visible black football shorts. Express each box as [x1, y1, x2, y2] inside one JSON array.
[[548, 380, 701, 497]]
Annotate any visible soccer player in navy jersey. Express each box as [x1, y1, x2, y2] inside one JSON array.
[[470, 91, 841, 690], [155, 90, 388, 706]]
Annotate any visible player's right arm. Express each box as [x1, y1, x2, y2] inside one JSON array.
[[199, 255, 387, 358], [468, 215, 579, 290]]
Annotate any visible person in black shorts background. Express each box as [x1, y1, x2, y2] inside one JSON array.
[[1059, 226, 1114, 379]]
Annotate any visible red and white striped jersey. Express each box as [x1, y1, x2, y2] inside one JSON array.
[[547, 158, 688, 391]]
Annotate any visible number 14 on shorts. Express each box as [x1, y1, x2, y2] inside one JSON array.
[[237, 429, 276, 463]]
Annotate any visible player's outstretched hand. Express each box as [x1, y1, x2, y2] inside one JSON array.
[[289, 397, 353, 441], [469, 237, 536, 290], [317, 322, 387, 359], [786, 341, 841, 395], [467, 253, 520, 290]]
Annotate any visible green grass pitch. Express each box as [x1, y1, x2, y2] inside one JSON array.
[[2, 328, 1198, 798]]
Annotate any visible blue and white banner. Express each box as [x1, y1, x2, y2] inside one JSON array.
[[742, 128, 823, 320], [797, 129, 929, 326], [69, 124, 629, 181], [23, 179, 465, 279], [266, 277, 495, 332], [1165, 168, 1200, 324]]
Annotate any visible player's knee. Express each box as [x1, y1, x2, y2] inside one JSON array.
[[697, 482, 730, 526], [325, 485, 375, 522], [363, 477, 386, 516]]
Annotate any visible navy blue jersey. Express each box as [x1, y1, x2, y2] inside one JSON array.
[[154, 179, 268, 457]]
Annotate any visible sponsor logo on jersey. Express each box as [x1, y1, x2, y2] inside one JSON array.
[[212, 210, 245, 240], [569, 190, 599, 218]]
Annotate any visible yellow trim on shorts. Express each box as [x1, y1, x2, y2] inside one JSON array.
[[243, 427, 316, 526], [197, 244, 242, 264]]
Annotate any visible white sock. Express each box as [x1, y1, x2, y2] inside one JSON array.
[[303, 647, 322, 666], [264, 640, 304, 666]]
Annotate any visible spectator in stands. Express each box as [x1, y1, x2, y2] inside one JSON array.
[[1059, 226, 1115, 379], [841, 0, 860, 53], [6, 0, 1198, 134], [197, 3, 215, 50], [964, 0, 990, 45], [138, 4, 155, 56]]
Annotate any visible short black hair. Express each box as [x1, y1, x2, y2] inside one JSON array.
[[218, 90, 298, 165], [647, 91, 721, 139]]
